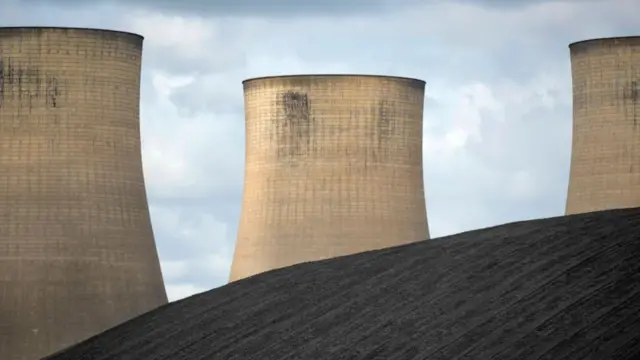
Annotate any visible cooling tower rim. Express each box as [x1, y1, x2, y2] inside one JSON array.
[[242, 74, 426, 85], [569, 36, 640, 49], [0, 26, 143, 40]]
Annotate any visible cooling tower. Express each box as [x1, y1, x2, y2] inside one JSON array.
[[229, 74, 429, 282], [0, 27, 167, 360], [566, 36, 640, 215]]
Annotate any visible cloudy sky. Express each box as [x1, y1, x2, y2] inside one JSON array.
[[1, 0, 637, 301]]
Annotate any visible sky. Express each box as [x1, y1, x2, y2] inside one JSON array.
[[1, 0, 638, 302]]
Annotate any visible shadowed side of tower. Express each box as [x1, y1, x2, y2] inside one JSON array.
[[566, 37, 640, 215], [0, 27, 167, 359], [229, 74, 429, 282]]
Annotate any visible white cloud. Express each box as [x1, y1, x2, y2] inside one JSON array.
[[127, 13, 216, 58], [160, 260, 190, 282], [423, 67, 573, 237], [150, 206, 230, 252], [161, 254, 232, 302], [165, 284, 209, 302], [150, 204, 234, 301], [405, 0, 639, 50], [122, 11, 247, 73], [141, 71, 244, 199], [506, 170, 539, 201]]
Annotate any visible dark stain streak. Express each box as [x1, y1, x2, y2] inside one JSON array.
[[0, 56, 62, 109], [624, 80, 639, 102], [631, 80, 638, 127], [0, 58, 4, 107], [17, 67, 22, 100], [377, 100, 393, 145], [47, 77, 60, 108], [620, 80, 639, 126], [276, 91, 313, 163], [370, 99, 398, 164]]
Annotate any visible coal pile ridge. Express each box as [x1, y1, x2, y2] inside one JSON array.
[[45, 208, 640, 360]]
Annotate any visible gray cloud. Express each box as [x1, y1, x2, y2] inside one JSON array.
[[167, 75, 245, 116], [8, 0, 417, 16], [6, 0, 598, 17], [452, 0, 602, 9]]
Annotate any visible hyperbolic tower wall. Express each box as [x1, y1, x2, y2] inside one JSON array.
[[0, 27, 167, 359], [229, 74, 430, 282], [566, 37, 640, 215]]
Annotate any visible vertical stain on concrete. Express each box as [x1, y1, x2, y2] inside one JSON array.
[[276, 91, 313, 162], [376, 99, 396, 145], [377, 100, 389, 143], [572, 79, 587, 112], [624, 80, 639, 126], [0, 56, 63, 109], [45, 75, 61, 108], [365, 99, 398, 163], [0, 57, 4, 107]]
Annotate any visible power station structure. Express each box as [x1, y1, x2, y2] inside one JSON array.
[[229, 74, 430, 282], [566, 36, 640, 215], [0, 27, 167, 360]]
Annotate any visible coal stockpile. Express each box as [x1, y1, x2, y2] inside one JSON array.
[[44, 208, 640, 360]]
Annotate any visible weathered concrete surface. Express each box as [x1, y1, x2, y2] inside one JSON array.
[[45, 208, 640, 360], [230, 74, 429, 282], [0, 27, 167, 360], [566, 36, 640, 214]]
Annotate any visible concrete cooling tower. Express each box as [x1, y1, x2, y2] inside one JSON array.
[[566, 36, 640, 215], [229, 74, 430, 282], [0, 27, 167, 359]]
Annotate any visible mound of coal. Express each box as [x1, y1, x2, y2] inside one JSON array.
[[45, 208, 640, 360]]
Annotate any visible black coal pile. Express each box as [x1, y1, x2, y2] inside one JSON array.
[[45, 208, 640, 360]]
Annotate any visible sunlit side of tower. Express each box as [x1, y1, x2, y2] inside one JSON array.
[[566, 36, 640, 215], [229, 74, 429, 282], [0, 27, 167, 360]]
